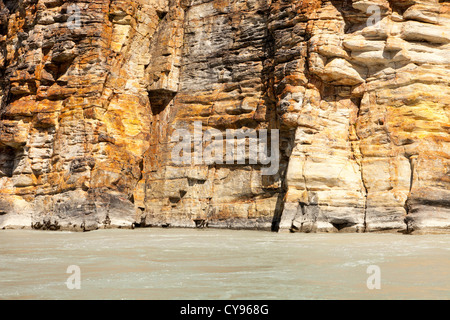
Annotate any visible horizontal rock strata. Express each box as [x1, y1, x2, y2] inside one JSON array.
[[0, 0, 449, 233]]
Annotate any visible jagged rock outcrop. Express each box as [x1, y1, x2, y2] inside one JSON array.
[[0, 0, 449, 233]]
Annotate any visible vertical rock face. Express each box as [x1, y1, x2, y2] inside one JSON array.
[[0, 0, 449, 233], [0, 0, 159, 230]]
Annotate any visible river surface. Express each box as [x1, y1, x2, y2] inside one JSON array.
[[0, 229, 448, 300]]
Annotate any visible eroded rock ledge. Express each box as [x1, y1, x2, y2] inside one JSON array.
[[0, 0, 449, 234]]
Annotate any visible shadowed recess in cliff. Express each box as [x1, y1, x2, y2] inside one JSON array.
[[148, 89, 177, 115], [0, 146, 15, 177]]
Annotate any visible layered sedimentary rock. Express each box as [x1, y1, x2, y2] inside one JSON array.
[[0, 0, 449, 233]]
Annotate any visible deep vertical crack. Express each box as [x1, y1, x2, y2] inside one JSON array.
[[351, 96, 368, 232], [404, 155, 415, 232]]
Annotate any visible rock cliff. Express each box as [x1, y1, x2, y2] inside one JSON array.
[[0, 0, 449, 233]]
